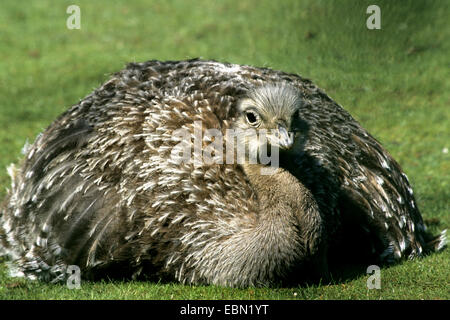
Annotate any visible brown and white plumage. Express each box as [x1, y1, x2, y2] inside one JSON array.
[[0, 59, 446, 286]]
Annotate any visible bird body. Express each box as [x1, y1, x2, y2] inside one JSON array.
[[0, 59, 446, 287]]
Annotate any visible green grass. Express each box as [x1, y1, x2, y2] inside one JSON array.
[[0, 0, 448, 300]]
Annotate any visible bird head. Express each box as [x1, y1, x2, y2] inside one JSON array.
[[232, 84, 302, 165]]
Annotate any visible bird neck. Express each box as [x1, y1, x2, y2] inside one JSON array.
[[243, 163, 306, 214], [187, 163, 325, 287], [241, 163, 323, 254]]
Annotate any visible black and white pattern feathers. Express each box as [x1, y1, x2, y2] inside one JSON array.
[[0, 59, 446, 286]]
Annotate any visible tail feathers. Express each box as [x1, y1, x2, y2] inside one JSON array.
[[427, 229, 447, 252]]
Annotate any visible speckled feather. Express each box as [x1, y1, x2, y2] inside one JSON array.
[[0, 59, 446, 286]]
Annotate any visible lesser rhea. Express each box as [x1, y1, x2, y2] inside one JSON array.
[[0, 59, 446, 287]]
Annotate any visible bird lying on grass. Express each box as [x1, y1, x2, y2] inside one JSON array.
[[0, 59, 446, 287]]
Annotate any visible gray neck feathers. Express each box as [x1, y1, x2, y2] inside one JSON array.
[[194, 164, 323, 287]]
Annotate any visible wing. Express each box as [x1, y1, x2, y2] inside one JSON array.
[[1, 117, 124, 279], [0, 72, 148, 280], [274, 73, 435, 263]]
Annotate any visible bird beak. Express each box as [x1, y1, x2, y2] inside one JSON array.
[[277, 125, 294, 150]]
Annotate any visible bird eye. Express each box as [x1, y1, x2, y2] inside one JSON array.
[[245, 111, 259, 126]]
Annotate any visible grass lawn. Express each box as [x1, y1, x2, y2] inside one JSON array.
[[0, 0, 448, 300]]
